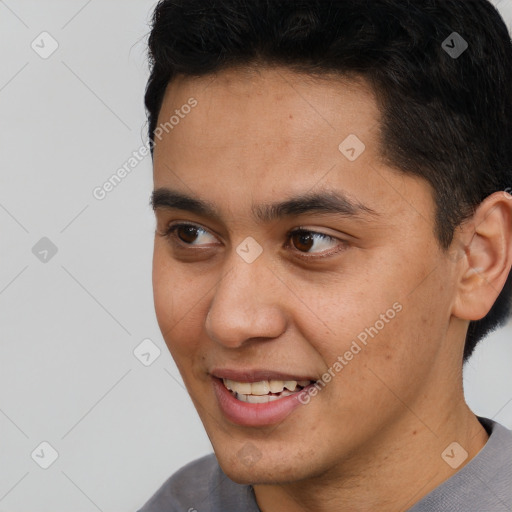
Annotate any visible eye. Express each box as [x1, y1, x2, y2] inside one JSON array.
[[161, 223, 218, 247], [286, 228, 346, 258]]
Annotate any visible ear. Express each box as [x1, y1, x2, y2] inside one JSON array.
[[452, 190, 512, 321]]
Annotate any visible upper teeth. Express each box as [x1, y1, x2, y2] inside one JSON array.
[[223, 379, 311, 395]]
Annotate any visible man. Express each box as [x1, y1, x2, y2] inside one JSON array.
[[138, 0, 512, 510]]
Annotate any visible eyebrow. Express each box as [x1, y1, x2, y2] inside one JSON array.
[[150, 187, 379, 223]]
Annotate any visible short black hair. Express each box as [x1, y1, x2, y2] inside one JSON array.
[[144, 0, 512, 362]]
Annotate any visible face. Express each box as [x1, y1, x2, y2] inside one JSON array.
[[151, 67, 461, 484]]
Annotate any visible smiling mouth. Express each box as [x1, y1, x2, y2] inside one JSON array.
[[222, 378, 313, 404]]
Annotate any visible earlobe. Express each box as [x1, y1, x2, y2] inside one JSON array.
[[452, 191, 512, 321]]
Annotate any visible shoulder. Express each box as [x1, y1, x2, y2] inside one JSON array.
[[137, 453, 259, 512], [409, 417, 512, 511], [137, 454, 218, 511], [469, 418, 512, 485]]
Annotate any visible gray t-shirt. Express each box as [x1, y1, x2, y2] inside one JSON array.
[[137, 417, 511, 511]]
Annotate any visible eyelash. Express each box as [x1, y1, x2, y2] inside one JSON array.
[[159, 222, 348, 260]]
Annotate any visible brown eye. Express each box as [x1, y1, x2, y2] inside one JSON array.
[[162, 223, 217, 247], [288, 229, 339, 254], [176, 225, 200, 244], [291, 231, 315, 252]]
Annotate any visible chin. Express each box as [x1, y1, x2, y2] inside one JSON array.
[[220, 463, 298, 486], [214, 446, 320, 485]]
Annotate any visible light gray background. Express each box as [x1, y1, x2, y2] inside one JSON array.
[[0, 1, 511, 511]]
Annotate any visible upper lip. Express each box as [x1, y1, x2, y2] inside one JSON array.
[[210, 368, 317, 382]]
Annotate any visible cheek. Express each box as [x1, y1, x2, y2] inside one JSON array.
[[152, 246, 207, 358], [152, 248, 174, 329], [315, 258, 445, 389], [152, 248, 191, 349], [352, 276, 452, 402]]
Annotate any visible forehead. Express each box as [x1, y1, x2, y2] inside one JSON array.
[[155, 66, 379, 153], [152, 66, 434, 227]]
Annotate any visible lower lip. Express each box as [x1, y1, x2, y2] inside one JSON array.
[[212, 377, 311, 427]]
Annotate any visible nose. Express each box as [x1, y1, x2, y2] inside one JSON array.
[[204, 253, 288, 349]]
